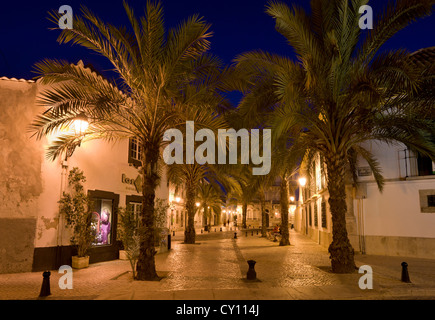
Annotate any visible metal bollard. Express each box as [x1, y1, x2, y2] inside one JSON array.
[[247, 260, 257, 280], [39, 271, 51, 297], [173, 231, 175, 236], [246, 231, 248, 237], [201, 229, 203, 234], [401, 262, 411, 283], [234, 232, 237, 239], [220, 227, 222, 232], [251, 231, 254, 236]]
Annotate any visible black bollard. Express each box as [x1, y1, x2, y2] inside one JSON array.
[[257, 230, 259, 235], [234, 232, 237, 239], [246, 231, 248, 237], [173, 231, 175, 236], [220, 227, 222, 232], [251, 231, 254, 236], [401, 262, 411, 283], [39, 271, 51, 297], [247, 260, 257, 280], [215, 228, 216, 232]]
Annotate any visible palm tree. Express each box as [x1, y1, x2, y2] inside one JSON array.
[[30, 1, 221, 280], [196, 180, 225, 230], [233, 0, 435, 273], [225, 165, 257, 229], [167, 163, 226, 243]]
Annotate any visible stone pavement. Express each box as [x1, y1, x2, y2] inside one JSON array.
[[1, 228, 435, 300]]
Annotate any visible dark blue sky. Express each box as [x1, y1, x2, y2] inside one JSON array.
[[0, 0, 434, 81]]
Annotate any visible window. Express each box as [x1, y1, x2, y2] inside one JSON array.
[[126, 195, 143, 225], [314, 201, 318, 227], [419, 190, 435, 213], [131, 202, 142, 221], [417, 153, 435, 176], [321, 200, 327, 228], [427, 195, 435, 207], [308, 204, 312, 226], [128, 137, 142, 167], [91, 198, 114, 246]]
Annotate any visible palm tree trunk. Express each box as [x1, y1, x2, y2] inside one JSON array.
[[203, 204, 208, 231], [326, 154, 356, 273], [260, 192, 267, 237], [184, 181, 196, 244], [136, 146, 160, 281], [242, 202, 247, 229], [279, 177, 290, 246]]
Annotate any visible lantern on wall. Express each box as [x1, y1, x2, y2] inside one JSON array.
[[73, 113, 89, 137], [65, 113, 89, 159]]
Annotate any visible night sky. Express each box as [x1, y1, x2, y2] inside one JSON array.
[[1, 0, 434, 83]]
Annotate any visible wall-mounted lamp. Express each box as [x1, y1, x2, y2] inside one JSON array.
[[298, 177, 307, 187]]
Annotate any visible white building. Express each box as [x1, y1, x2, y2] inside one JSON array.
[[293, 135, 435, 260], [0, 77, 171, 273]]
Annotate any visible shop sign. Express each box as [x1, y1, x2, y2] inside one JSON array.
[[122, 173, 142, 193], [357, 167, 372, 177]]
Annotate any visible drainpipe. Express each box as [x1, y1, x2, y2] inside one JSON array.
[[357, 198, 366, 255], [56, 158, 69, 268]]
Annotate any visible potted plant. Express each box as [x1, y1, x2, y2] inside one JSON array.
[[59, 167, 95, 269]]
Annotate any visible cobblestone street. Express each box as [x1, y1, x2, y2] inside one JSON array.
[[1, 229, 435, 300]]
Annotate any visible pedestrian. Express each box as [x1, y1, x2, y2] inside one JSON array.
[[273, 224, 279, 234]]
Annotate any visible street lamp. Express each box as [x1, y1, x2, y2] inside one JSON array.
[[298, 177, 307, 187], [196, 202, 200, 207], [66, 113, 89, 159], [73, 113, 89, 137]]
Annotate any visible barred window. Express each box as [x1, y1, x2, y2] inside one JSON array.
[[308, 204, 312, 226], [321, 200, 327, 228]]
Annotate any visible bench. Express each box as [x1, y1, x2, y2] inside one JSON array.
[[266, 231, 282, 242]]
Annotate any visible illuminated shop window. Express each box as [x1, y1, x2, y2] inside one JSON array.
[[91, 199, 114, 246]]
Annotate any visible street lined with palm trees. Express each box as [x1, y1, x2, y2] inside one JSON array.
[[29, 0, 435, 282]]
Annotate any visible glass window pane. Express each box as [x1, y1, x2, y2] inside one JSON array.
[[91, 199, 113, 246]]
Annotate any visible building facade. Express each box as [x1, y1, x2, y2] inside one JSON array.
[[294, 142, 435, 259], [0, 77, 171, 273]]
